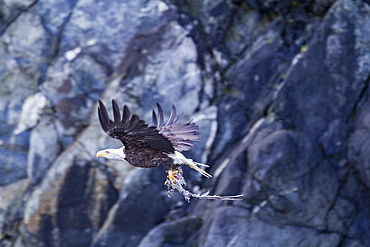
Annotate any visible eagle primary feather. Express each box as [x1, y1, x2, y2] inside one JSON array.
[[152, 103, 200, 152]]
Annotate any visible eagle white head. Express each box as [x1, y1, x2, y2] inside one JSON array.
[[96, 146, 126, 161]]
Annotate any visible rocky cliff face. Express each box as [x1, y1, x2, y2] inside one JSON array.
[[1, 0, 369, 246]]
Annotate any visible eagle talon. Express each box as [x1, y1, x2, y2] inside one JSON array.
[[167, 169, 179, 185]]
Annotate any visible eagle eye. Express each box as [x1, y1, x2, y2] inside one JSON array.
[[106, 151, 110, 154]]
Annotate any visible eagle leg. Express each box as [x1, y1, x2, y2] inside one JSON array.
[[166, 169, 179, 185]]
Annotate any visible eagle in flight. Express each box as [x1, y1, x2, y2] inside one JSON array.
[[96, 100, 211, 186]]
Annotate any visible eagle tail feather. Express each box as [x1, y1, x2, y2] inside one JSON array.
[[169, 151, 212, 178], [193, 162, 209, 167], [186, 160, 212, 178]]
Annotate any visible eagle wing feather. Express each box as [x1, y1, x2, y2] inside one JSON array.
[[152, 103, 200, 152], [98, 100, 174, 153]]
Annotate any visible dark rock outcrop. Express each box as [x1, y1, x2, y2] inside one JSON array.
[[0, 0, 369, 246]]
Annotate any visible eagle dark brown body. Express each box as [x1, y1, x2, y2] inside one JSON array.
[[124, 149, 174, 169]]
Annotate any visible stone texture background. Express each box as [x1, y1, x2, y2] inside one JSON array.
[[0, 0, 369, 246]]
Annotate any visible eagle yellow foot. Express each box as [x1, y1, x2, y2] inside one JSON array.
[[167, 169, 179, 185]]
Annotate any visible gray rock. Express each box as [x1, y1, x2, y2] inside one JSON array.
[[0, 135, 29, 186], [138, 216, 202, 247], [0, 0, 37, 34], [27, 118, 60, 184], [0, 179, 29, 245], [273, 0, 369, 138], [18, 139, 118, 247], [92, 167, 174, 247], [201, 206, 341, 247], [319, 119, 347, 156]]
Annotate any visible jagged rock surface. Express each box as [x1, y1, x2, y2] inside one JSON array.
[[0, 0, 369, 246]]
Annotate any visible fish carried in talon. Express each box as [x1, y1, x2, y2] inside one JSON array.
[[96, 99, 243, 202]]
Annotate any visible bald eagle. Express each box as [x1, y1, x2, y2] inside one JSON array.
[[96, 100, 211, 185]]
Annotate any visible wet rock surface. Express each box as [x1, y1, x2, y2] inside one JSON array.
[[0, 0, 369, 246]]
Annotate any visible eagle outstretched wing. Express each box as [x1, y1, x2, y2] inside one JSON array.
[[152, 103, 200, 152], [98, 100, 174, 153]]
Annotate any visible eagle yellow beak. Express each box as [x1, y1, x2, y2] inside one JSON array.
[[96, 150, 106, 158]]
